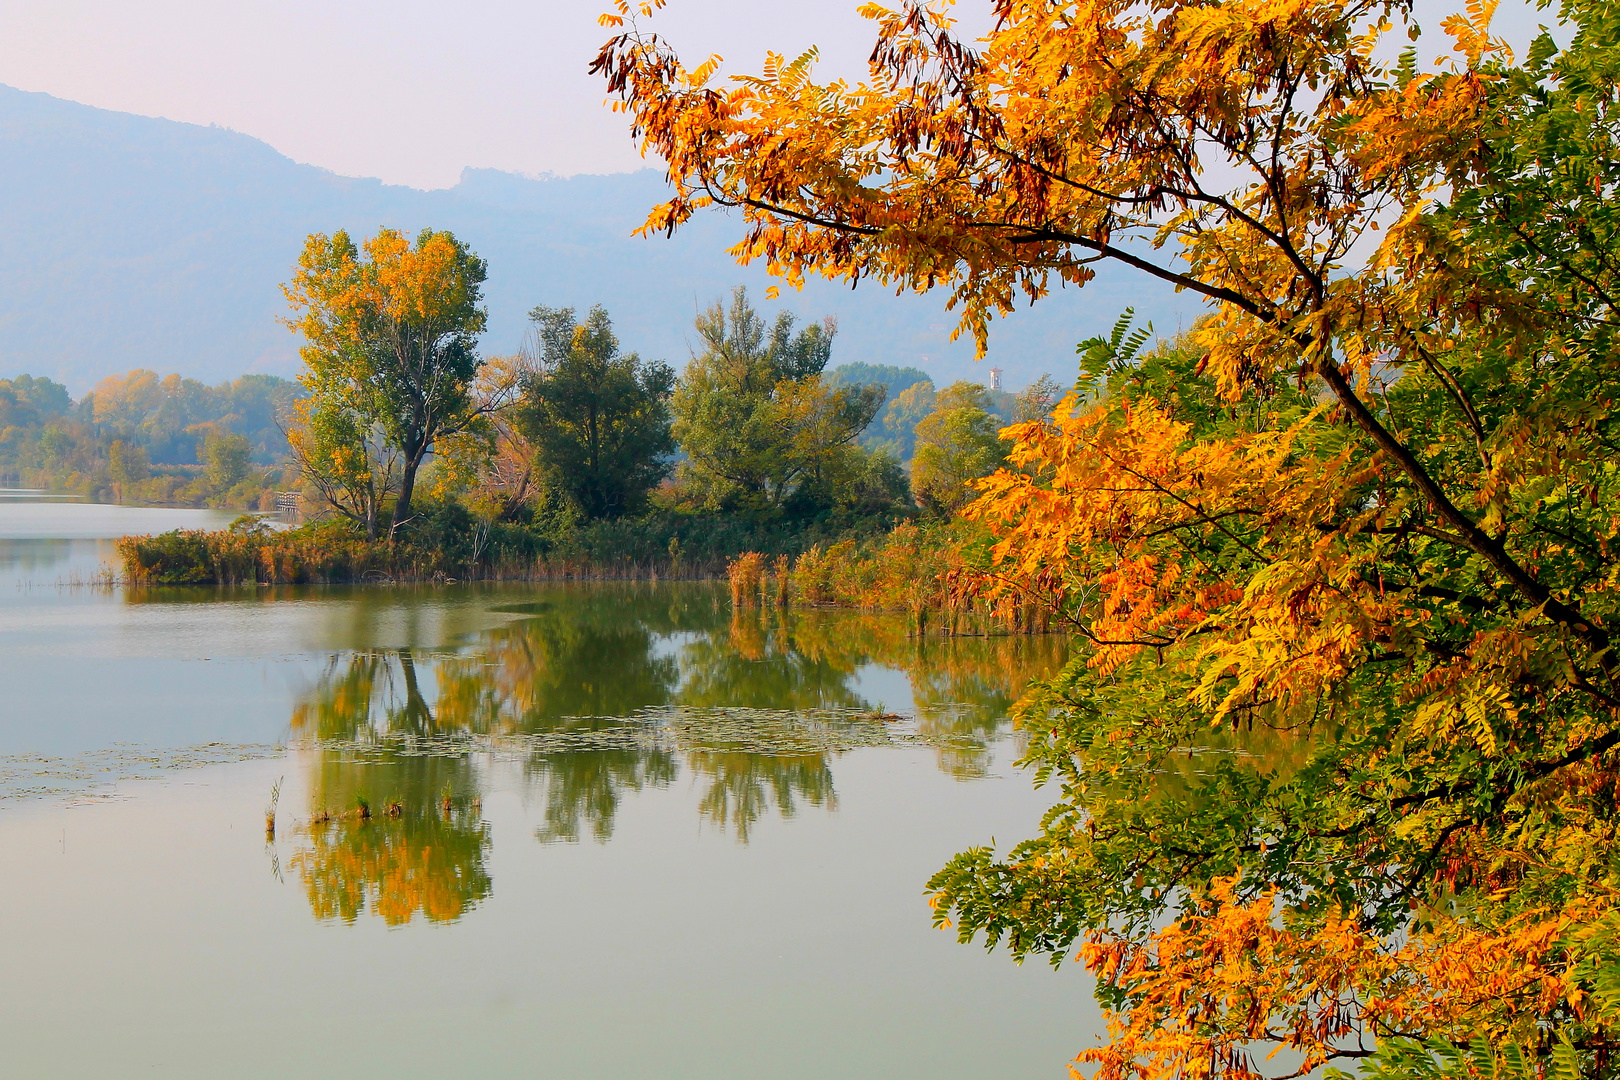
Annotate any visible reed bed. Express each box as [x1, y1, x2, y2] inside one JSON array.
[[727, 551, 767, 607], [113, 516, 1056, 638], [782, 523, 1053, 636], [117, 526, 746, 586]]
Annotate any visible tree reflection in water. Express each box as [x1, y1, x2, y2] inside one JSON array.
[[530, 748, 678, 844], [686, 750, 837, 843], [283, 584, 1068, 921], [290, 796, 491, 926], [288, 662, 490, 925]]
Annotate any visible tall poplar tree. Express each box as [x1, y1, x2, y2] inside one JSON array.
[[284, 227, 488, 536]]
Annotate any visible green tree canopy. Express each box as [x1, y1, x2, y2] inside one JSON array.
[[0, 375, 70, 429], [859, 378, 935, 460], [909, 382, 1007, 517], [515, 304, 676, 518], [671, 287, 884, 515], [201, 430, 251, 492], [826, 362, 934, 402]]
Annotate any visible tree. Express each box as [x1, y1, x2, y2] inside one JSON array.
[[909, 382, 1007, 516], [431, 355, 545, 529], [671, 286, 883, 513], [826, 361, 934, 402], [106, 438, 148, 492], [284, 397, 401, 539], [0, 375, 69, 428], [283, 227, 490, 536], [867, 379, 936, 460], [1010, 374, 1059, 425], [91, 371, 164, 435], [600, 0, 1620, 1074], [515, 304, 675, 517], [201, 430, 250, 492]]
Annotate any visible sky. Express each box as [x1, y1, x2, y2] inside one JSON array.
[[0, 0, 986, 190], [0, 0, 1560, 191]]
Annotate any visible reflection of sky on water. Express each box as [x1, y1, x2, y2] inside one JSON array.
[[0, 498, 228, 540], [0, 498, 232, 588], [0, 536, 89, 577]]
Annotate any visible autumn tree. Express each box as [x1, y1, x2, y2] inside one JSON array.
[[284, 397, 401, 538], [283, 227, 490, 536], [430, 355, 545, 529], [515, 304, 676, 518], [909, 381, 1006, 515], [201, 430, 251, 492], [671, 286, 884, 514], [599, 0, 1620, 1075]]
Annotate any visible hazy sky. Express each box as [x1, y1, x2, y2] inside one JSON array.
[[0, 0, 1558, 191], [0, 0, 943, 189]]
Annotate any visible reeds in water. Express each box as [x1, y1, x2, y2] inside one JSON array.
[[771, 554, 791, 607], [727, 551, 766, 607], [264, 776, 283, 839]]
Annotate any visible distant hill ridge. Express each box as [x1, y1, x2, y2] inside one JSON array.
[[0, 83, 1199, 392]]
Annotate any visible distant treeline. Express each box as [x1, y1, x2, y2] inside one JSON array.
[[0, 370, 303, 507], [828, 361, 1031, 462]]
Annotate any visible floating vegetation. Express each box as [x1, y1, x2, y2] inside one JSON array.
[[0, 707, 1000, 809], [0, 742, 283, 803], [290, 704, 990, 764]]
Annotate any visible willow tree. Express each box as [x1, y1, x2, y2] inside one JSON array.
[[598, 0, 1620, 1075], [284, 227, 489, 536]]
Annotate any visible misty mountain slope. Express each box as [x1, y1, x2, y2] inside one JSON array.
[[0, 83, 1203, 391]]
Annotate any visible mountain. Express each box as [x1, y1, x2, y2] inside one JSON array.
[[0, 84, 1203, 393]]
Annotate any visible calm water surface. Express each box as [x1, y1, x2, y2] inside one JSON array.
[[0, 501, 1096, 1078]]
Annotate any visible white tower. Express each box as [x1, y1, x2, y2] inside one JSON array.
[[988, 366, 1003, 391]]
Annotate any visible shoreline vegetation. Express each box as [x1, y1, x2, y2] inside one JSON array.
[[113, 517, 1048, 636], [102, 251, 1059, 634]]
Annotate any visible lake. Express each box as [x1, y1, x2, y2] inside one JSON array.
[[0, 500, 1096, 1078]]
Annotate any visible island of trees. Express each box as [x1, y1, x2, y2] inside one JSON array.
[[30, 222, 1056, 585]]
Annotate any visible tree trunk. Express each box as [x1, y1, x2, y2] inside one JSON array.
[[393, 452, 423, 537]]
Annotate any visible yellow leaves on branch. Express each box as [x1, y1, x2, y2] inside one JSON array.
[[598, 0, 666, 29], [595, 0, 1507, 359], [282, 228, 484, 381], [967, 394, 1400, 720], [1079, 877, 1579, 1080]]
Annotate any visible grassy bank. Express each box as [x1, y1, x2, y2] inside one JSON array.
[[116, 509, 1047, 637], [114, 505, 908, 586]]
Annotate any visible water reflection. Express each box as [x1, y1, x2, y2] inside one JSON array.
[[290, 764, 491, 926], [530, 745, 677, 844], [688, 750, 837, 843], [284, 585, 1068, 923], [0, 537, 117, 584], [287, 654, 492, 924]]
